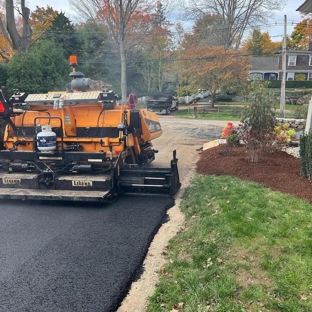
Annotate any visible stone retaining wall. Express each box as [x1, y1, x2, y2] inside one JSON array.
[[275, 118, 306, 131]]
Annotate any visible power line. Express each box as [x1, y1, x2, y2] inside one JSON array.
[[29, 20, 302, 36], [76, 51, 281, 65]]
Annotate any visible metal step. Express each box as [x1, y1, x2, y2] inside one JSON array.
[[0, 188, 110, 202], [119, 153, 181, 196], [0, 172, 112, 191]]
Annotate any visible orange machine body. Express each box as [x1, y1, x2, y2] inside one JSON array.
[[3, 90, 162, 164], [0, 61, 180, 202]]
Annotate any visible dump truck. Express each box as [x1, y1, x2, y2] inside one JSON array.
[[0, 56, 180, 202], [146, 93, 178, 115]]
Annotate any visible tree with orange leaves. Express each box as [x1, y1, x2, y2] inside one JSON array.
[[30, 6, 58, 43], [241, 29, 280, 56], [0, 21, 14, 62], [0, 3, 58, 62], [0, 1, 13, 61], [289, 18, 311, 50], [179, 46, 250, 107]]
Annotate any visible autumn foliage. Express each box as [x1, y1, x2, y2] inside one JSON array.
[[0, 31, 14, 62], [30, 6, 58, 40], [241, 29, 281, 56], [290, 18, 311, 50], [0, 5, 58, 62], [0, 1, 14, 61], [97, 3, 155, 47], [179, 46, 250, 104]]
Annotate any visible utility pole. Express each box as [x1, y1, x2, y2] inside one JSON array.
[[280, 15, 287, 117]]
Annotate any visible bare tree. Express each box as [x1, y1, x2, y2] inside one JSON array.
[[182, 0, 286, 49], [69, 0, 100, 22], [69, 0, 155, 103], [0, 0, 32, 52], [192, 13, 230, 47]]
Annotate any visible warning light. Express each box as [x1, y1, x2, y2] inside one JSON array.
[[69, 55, 78, 66], [0, 100, 5, 113]]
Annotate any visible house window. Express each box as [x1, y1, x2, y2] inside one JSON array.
[[249, 73, 263, 80], [287, 73, 295, 81], [308, 73, 312, 81], [269, 74, 277, 80], [288, 56, 297, 66], [309, 56, 312, 66]]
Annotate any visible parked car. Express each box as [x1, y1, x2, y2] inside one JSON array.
[[146, 93, 178, 115]]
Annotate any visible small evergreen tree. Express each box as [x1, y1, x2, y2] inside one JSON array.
[[75, 23, 110, 81], [248, 29, 263, 56], [6, 40, 69, 94], [45, 12, 81, 59], [0, 63, 8, 87]]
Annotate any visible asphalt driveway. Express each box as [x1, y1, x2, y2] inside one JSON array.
[[0, 195, 173, 312]]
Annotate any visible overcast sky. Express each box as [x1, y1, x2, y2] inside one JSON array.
[[27, 0, 304, 41], [264, 1, 303, 39]]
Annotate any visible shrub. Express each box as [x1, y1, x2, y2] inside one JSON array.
[[225, 130, 240, 155], [216, 93, 233, 102], [226, 131, 240, 146], [273, 123, 296, 150], [240, 79, 276, 160], [300, 132, 312, 179], [6, 40, 69, 94], [295, 74, 306, 81]]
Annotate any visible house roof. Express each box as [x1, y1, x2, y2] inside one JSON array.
[[297, 0, 312, 12], [250, 57, 278, 71], [275, 50, 312, 55]]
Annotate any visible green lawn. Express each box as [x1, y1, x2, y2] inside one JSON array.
[[174, 107, 242, 121], [147, 175, 312, 312], [138, 100, 307, 120], [173, 102, 307, 120], [216, 102, 304, 111]]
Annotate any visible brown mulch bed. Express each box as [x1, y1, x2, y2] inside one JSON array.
[[196, 144, 312, 204]]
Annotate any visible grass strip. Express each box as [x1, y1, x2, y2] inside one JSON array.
[[172, 102, 305, 120], [147, 175, 312, 312], [174, 109, 242, 121]]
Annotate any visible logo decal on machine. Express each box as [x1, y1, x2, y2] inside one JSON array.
[[72, 180, 92, 187], [144, 118, 161, 133], [2, 177, 21, 185], [65, 114, 71, 124]]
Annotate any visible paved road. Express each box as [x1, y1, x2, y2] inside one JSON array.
[[0, 196, 173, 312]]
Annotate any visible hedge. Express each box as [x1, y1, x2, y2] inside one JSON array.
[[300, 132, 312, 180], [268, 80, 312, 88]]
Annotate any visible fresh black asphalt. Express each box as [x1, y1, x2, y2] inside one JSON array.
[[0, 195, 174, 311]]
